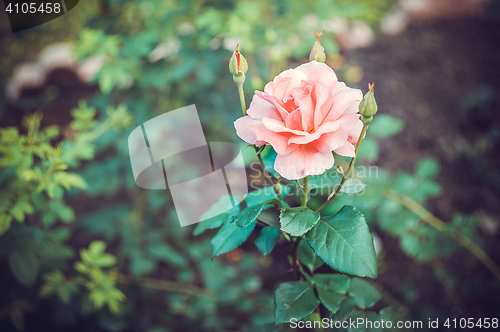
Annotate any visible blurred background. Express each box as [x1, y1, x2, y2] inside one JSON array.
[[1, 0, 500, 331]]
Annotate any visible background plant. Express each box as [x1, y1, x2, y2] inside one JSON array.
[[1, 0, 499, 331]]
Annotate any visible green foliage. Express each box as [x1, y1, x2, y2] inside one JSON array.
[[368, 114, 405, 138], [357, 114, 405, 162], [306, 206, 378, 278], [274, 281, 319, 324], [8, 249, 39, 286], [348, 278, 381, 309], [273, 274, 387, 325], [40, 241, 125, 315], [279, 207, 320, 237], [254, 226, 280, 256], [3, 0, 492, 330], [314, 274, 350, 313], [211, 219, 257, 258], [234, 202, 269, 228]]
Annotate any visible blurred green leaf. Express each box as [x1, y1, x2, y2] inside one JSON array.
[[8, 249, 39, 286], [340, 178, 366, 194], [369, 115, 404, 138], [415, 158, 440, 178]]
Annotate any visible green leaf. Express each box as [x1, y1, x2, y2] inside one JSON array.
[[54, 172, 88, 191], [369, 114, 404, 138], [314, 274, 350, 315], [245, 186, 281, 206], [193, 213, 232, 236], [8, 249, 40, 286], [274, 281, 319, 324], [316, 286, 345, 314], [298, 239, 324, 272], [93, 254, 117, 267], [357, 137, 379, 162], [314, 274, 351, 294], [331, 296, 355, 321], [88, 241, 106, 256], [348, 278, 381, 309], [234, 203, 267, 228], [416, 158, 440, 178], [210, 218, 256, 258], [279, 207, 320, 237], [0, 214, 13, 235], [130, 254, 155, 277], [254, 226, 280, 256], [193, 195, 240, 236], [340, 179, 366, 194], [11, 204, 25, 222], [148, 244, 186, 266], [305, 206, 378, 278]]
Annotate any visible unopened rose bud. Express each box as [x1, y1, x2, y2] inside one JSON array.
[[359, 83, 378, 124], [229, 44, 248, 77], [309, 29, 326, 63]]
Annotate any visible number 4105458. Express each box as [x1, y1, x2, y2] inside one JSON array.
[[444, 318, 498, 329], [6, 2, 62, 14]]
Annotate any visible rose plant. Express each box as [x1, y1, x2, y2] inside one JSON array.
[[194, 32, 391, 327]]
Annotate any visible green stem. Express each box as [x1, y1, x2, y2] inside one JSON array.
[[386, 190, 500, 280], [237, 82, 247, 116], [301, 176, 309, 207], [315, 123, 368, 213], [292, 237, 301, 280]]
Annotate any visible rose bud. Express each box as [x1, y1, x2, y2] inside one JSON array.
[[359, 83, 378, 124], [309, 29, 326, 63], [229, 44, 248, 77]]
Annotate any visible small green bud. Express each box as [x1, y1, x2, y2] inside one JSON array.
[[309, 29, 326, 63], [359, 83, 378, 121], [229, 44, 248, 77]]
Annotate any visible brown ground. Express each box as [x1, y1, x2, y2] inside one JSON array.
[[343, 10, 500, 321]]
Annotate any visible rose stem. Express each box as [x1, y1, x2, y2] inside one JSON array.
[[237, 82, 247, 116], [301, 176, 309, 207], [315, 122, 369, 212]]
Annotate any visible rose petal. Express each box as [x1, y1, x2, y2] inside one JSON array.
[[234, 116, 263, 145], [323, 83, 363, 122], [274, 144, 334, 180], [246, 94, 283, 121], [285, 109, 304, 132], [288, 121, 340, 145], [348, 120, 364, 144], [253, 124, 298, 155], [311, 129, 349, 153], [262, 118, 308, 136], [334, 142, 356, 157], [256, 91, 289, 120]]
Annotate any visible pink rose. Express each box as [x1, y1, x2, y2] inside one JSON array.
[[234, 61, 363, 180]]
